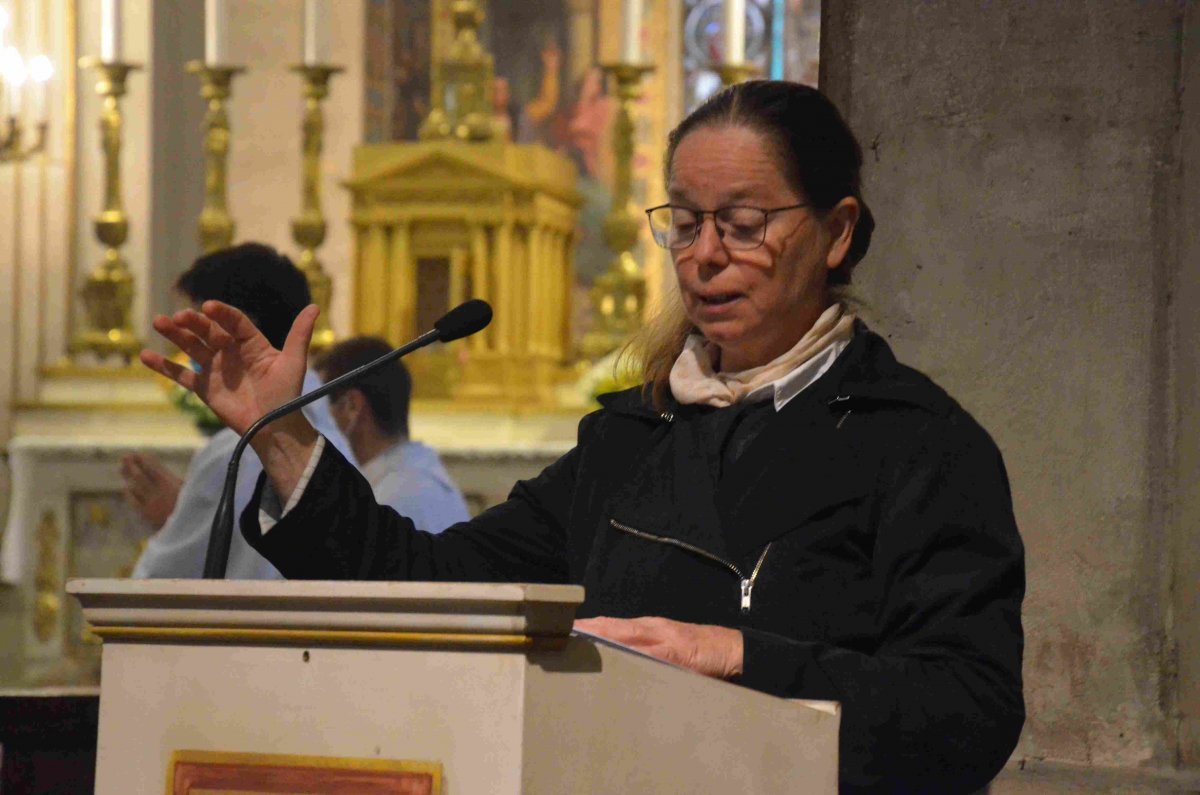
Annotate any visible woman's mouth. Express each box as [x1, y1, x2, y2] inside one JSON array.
[[692, 292, 745, 316], [697, 292, 742, 306]]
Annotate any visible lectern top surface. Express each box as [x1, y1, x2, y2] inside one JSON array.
[[66, 578, 582, 605], [67, 579, 584, 645]]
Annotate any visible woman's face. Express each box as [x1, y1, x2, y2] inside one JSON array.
[[667, 124, 857, 371]]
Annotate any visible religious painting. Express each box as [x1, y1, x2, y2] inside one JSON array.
[[167, 750, 441, 794], [364, 0, 434, 142], [483, 0, 619, 337]]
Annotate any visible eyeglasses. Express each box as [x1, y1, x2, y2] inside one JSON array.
[[644, 203, 809, 251]]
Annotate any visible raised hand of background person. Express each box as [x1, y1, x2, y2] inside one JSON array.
[[140, 300, 320, 501], [119, 452, 183, 530]]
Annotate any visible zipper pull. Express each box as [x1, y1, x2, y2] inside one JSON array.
[[740, 579, 753, 612], [660, 410, 675, 422]]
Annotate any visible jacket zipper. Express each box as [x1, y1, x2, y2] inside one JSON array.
[[609, 519, 772, 613]]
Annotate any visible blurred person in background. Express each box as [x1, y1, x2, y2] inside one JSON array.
[[314, 337, 470, 535]]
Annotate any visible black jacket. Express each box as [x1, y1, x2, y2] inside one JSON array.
[[244, 328, 1025, 793]]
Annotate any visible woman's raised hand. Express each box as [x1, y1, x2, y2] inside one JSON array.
[[140, 301, 319, 436]]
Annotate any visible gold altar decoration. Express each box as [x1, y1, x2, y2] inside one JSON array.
[[716, 62, 761, 87], [33, 510, 62, 644], [0, 116, 47, 163], [418, 0, 496, 142], [187, 61, 244, 253], [351, 0, 579, 405], [345, 141, 578, 404], [68, 59, 142, 361], [579, 63, 655, 360], [290, 64, 344, 352]]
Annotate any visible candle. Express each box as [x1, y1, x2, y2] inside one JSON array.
[[4, 48, 26, 115], [303, 0, 330, 65], [723, 0, 745, 64], [620, 0, 642, 64], [29, 55, 52, 120], [205, 0, 226, 66], [100, 0, 122, 62]]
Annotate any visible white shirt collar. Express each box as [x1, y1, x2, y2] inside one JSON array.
[[740, 336, 850, 412]]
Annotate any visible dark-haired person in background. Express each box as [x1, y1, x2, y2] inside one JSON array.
[[123, 243, 350, 579], [314, 337, 469, 534], [144, 82, 1023, 792]]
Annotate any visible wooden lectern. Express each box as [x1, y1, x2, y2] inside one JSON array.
[[68, 579, 840, 793]]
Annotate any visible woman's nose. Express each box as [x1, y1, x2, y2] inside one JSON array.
[[690, 215, 729, 269]]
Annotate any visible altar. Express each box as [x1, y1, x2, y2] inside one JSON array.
[[0, 386, 580, 688], [0, 0, 684, 691], [0, 0, 618, 691]]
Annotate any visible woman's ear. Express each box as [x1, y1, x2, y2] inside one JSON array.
[[824, 196, 861, 271], [342, 389, 366, 423]]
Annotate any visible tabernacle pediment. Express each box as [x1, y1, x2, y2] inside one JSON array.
[[346, 141, 579, 205]]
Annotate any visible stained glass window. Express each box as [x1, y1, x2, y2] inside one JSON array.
[[681, 0, 821, 113]]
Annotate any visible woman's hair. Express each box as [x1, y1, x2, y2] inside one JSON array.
[[628, 80, 874, 409]]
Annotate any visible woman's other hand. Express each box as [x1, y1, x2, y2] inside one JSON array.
[[120, 452, 183, 529], [573, 616, 744, 680]]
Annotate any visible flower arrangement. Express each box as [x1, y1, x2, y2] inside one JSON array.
[[577, 348, 643, 405]]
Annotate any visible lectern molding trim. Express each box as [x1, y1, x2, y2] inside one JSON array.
[[92, 624, 569, 650]]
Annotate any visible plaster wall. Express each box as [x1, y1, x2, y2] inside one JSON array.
[[0, 0, 75, 441], [821, 0, 1193, 781]]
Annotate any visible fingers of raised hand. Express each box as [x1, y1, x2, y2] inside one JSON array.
[[174, 309, 235, 353], [281, 304, 320, 363], [149, 313, 215, 368], [201, 300, 269, 347], [118, 453, 137, 479], [140, 349, 199, 392], [120, 454, 148, 484]]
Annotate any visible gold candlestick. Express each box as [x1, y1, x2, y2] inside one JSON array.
[[289, 64, 343, 352], [68, 59, 142, 361], [580, 62, 655, 360], [187, 62, 245, 253], [716, 62, 760, 87]]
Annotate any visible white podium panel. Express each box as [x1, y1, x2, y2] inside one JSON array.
[[70, 578, 839, 794]]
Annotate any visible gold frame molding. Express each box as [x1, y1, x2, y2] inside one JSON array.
[[90, 625, 569, 651], [166, 749, 442, 795]]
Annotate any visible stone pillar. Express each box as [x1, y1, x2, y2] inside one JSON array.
[[1174, 0, 1200, 770], [821, 1, 1198, 788]]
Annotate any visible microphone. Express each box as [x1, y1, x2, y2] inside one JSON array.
[[201, 299, 493, 578]]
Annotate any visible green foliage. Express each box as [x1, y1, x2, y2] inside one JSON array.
[[168, 385, 224, 436]]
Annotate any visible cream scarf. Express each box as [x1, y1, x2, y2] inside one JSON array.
[[669, 303, 855, 407]]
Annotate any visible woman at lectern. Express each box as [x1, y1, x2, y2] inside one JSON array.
[[143, 81, 1024, 794]]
